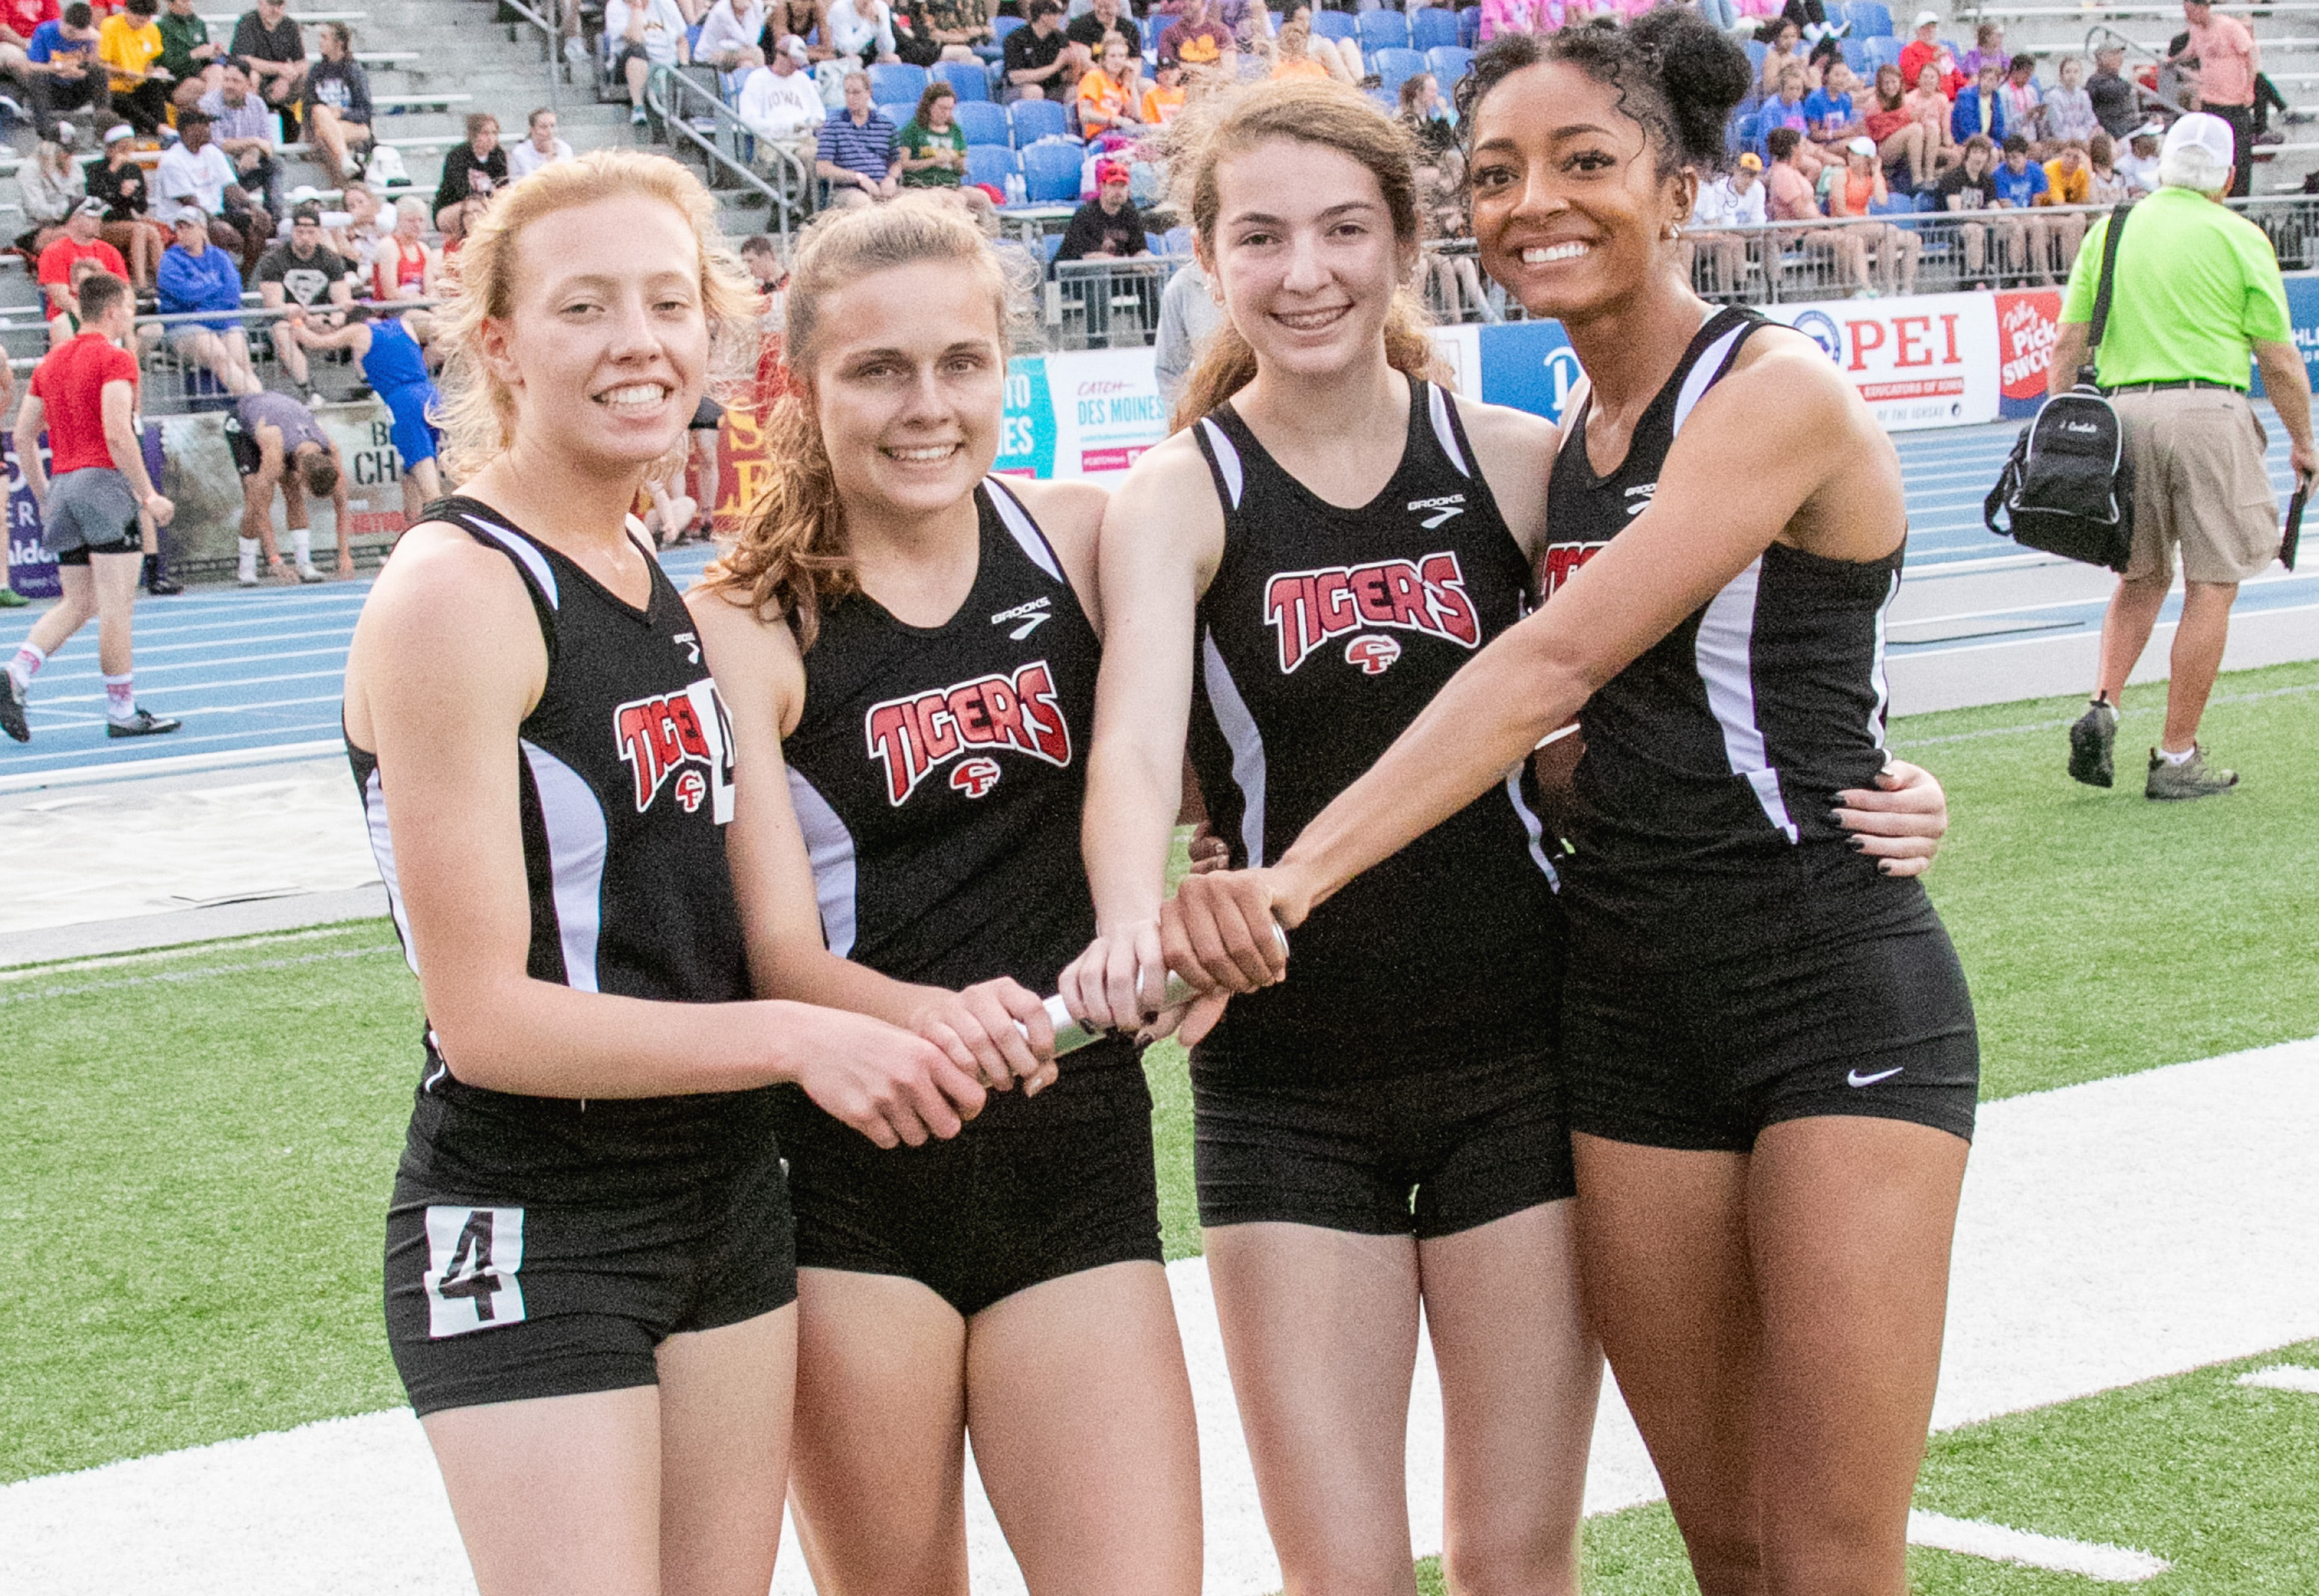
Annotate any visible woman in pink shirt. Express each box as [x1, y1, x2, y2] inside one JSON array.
[[1477, 0, 1536, 43]]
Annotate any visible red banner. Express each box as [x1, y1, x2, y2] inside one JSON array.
[[1996, 289, 2063, 408]]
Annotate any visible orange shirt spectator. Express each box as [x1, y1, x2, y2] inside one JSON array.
[[1141, 73, 1185, 125], [2184, 3, 2256, 108], [1074, 45, 1139, 135]]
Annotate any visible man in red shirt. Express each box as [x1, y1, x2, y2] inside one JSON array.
[[36, 197, 130, 323], [1, 271, 181, 742], [1898, 9, 1962, 99], [0, 0, 59, 88]]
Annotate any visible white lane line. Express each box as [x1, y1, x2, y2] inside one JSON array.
[[1906, 1512, 2171, 1582], [0, 738, 346, 792], [2237, 1364, 2319, 1393], [0, 944, 397, 1005]]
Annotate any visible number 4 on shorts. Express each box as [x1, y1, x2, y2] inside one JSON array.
[[423, 1205, 527, 1338]]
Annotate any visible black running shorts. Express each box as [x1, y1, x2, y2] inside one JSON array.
[[1189, 1046, 1576, 1239], [384, 1076, 795, 1417], [777, 1044, 1162, 1320], [1561, 906, 1980, 1153]]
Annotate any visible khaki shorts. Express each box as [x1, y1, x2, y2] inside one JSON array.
[[2113, 387, 2281, 585]]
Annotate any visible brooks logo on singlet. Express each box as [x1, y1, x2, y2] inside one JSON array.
[[863, 661, 1071, 805], [1263, 553, 1481, 674]]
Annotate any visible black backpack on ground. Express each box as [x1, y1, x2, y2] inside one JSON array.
[[1985, 203, 2137, 573]]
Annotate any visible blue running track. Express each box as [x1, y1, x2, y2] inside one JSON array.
[[3, 423, 2314, 782]]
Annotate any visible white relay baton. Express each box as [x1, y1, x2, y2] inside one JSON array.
[[1023, 923, 1290, 1057]]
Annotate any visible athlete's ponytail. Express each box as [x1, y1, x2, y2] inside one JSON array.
[[1168, 78, 1437, 433], [708, 196, 1014, 652]]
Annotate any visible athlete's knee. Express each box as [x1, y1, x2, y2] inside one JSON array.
[[1672, 1518, 1763, 1596], [1441, 1515, 1581, 1596]]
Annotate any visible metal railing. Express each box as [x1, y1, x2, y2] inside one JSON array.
[[494, 0, 564, 117], [645, 65, 812, 245], [1045, 257, 1182, 349]]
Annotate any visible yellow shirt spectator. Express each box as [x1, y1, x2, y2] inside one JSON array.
[[99, 12, 164, 95], [2041, 155, 2092, 206]]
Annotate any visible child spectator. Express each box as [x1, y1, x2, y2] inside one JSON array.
[[25, 2, 111, 135], [2034, 136, 2089, 275], [303, 19, 372, 185], [1764, 126, 1874, 295], [1827, 135, 1920, 294], [2116, 118, 2162, 195], [1864, 64, 1929, 190], [1990, 131, 2062, 283], [1141, 56, 1186, 126], [1268, 16, 1328, 82], [1755, 64, 1828, 179], [2087, 131, 2128, 203], [2045, 55, 2096, 146], [1077, 33, 1142, 135], [1933, 131, 1998, 284], [1998, 52, 2045, 150], [1950, 58, 2006, 147], [1686, 152, 1765, 295], [85, 123, 162, 287], [372, 192, 437, 301], [1803, 59, 1864, 164], [1275, 3, 1360, 83], [897, 80, 965, 187]]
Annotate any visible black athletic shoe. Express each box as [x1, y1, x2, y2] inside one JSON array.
[[2068, 700, 2117, 788], [106, 707, 182, 738], [0, 673, 28, 742], [141, 555, 184, 596]]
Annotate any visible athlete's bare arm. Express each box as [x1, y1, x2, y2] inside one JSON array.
[[686, 585, 1053, 1100], [1059, 431, 1229, 1037], [345, 526, 981, 1147], [1165, 331, 1912, 984], [13, 395, 47, 507], [289, 318, 372, 357]]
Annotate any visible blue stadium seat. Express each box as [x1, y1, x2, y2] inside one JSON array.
[[954, 99, 1009, 146], [935, 59, 989, 100], [1142, 13, 1165, 51], [878, 101, 914, 129], [1311, 9, 1355, 41], [1162, 224, 1192, 253], [1373, 46, 1426, 94], [992, 13, 1023, 42], [1020, 141, 1085, 202], [965, 143, 1020, 188], [1009, 97, 1069, 144], [1839, 38, 1869, 75], [1745, 38, 1767, 71], [1844, 1, 1894, 37], [1411, 7, 1459, 51], [1038, 232, 1062, 263], [869, 63, 928, 108], [1366, 86, 1397, 111], [1356, 8, 1408, 50], [1426, 44, 1473, 85], [1457, 4, 1479, 46], [1864, 34, 1903, 73]]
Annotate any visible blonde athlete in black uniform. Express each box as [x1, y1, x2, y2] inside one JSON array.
[[1166, 16, 1973, 1596], [341, 152, 982, 1596], [685, 198, 1201, 1596]]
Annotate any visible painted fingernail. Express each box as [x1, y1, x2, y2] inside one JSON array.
[[1848, 836, 1867, 852]]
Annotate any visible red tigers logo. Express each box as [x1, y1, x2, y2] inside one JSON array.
[[1263, 552, 1481, 674], [613, 681, 732, 817], [864, 661, 1070, 806], [1344, 635, 1402, 675], [1541, 540, 1611, 600], [949, 758, 1003, 798]]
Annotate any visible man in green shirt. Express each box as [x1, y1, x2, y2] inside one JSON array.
[[156, 0, 218, 110], [2049, 111, 2315, 800]]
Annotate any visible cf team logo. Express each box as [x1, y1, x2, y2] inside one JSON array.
[[1541, 540, 1610, 600], [614, 680, 734, 819], [1264, 552, 1480, 674], [1346, 635, 1401, 674], [950, 757, 1003, 798], [865, 660, 1071, 805]]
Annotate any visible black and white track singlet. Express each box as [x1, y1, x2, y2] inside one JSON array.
[[1188, 379, 1562, 1073], [350, 496, 755, 1094], [1545, 306, 1918, 943], [779, 481, 1130, 1109]]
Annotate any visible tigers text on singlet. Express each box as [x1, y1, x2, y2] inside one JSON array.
[[348, 497, 754, 1097], [778, 481, 1129, 1102], [1545, 306, 1919, 943], [1188, 379, 1562, 1075]]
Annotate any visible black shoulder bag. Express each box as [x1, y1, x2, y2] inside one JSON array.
[[1985, 203, 2137, 573]]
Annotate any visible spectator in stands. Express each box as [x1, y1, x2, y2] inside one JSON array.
[[1990, 130, 2063, 282], [695, 0, 764, 69], [1755, 17, 1808, 97], [897, 79, 965, 186], [2054, 111, 2313, 798], [1056, 155, 1148, 259], [2118, 117, 2164, 194], [1950, 58, 2006, 147], [303, 20, 372, 185], [1278, 3, 1359, 83], [1268, 16, 1328, 83], [229, 0, 304, 134], [85, 123, 161, 288], [1397, 72, 1486, 321], [2087, 42, 2137, 139], [373, 191, 439, 300], [155, 109, 270, 273], [1957, 19, 2004, 81], [1903, 61, 1959, 170], [508, 106, 572, 179], [96, 0, 167, 133], [434, 113, 506, 237], [762, 0, 828, 63], [1997, 51, 2045, 150], [823, 0, 900, 80], [738, 32, 825, 157], [200, 57, 283, 218], [817, 69, 899, 206], [1685, 151, 1765, 295], [286, 304, 443, 526], [1004, 0, 1080, 104], [158, 203, 261, 392], [1899, 10, 1962, 99], [1142, 55, 1186, 124], [1080, 33, 1144, 134], [155, 0, 215, 108], [1153, 256, 1218, 407], [606, 0, 689, 126], [1933, 131, 1998, 283], [25, 2, 111, 137], [1764, 125, 1874, 294], [2044, 55, 2096, 147], [2, 270, 180, 743], [0, 0, 61, 114], [1828, 134, 1921, 293], [256, 203, 352, 392], [1863, 63, 1928, 190], [739, 229, 783, 290], [1803, 58, 1864, 164], [1399, 70, 1456, 162], [225, 389, 349, 582], [1158, 0, 1234, 81], [38, 197, 128, 324], [2178, 0, 2257, 197], [2034, 136, 2089, 271], [330, 177, 387, 273], [2087, 132, 2129, 203], [1065, 0, 1135, 70], [1755, 63, 1829, 180], [13, 138, 79, 259]]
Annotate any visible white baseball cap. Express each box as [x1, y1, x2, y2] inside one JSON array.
[[2163, 110, 2236, 168], [779, 33, 808, 64], [2129, 119, 2167, 141], [1914, 9, 1939, 26], [1847, 135, 1878, 156]]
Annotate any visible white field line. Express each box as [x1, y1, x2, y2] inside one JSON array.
[[1906, 1512, 2172, 1582], [0, 739, 346, 792], [2238, 1364, 2319, 1393], [5, 1036, 2317, 1595]]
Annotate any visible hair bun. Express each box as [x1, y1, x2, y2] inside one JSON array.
[[1630, 6, 1752, 169]]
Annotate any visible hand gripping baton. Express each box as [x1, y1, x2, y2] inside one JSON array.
[[1024, 922, 1290, 1056]]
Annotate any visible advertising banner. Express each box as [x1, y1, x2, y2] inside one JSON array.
[[1000, 349, 1171, 481], [1995, 288, 2063, 420], [1758, 292, 2001, 430], [2258, 273, 2319, 398]]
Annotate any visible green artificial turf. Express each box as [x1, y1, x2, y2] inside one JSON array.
[[1893, 660, 2319, 1098], [1410, 1339, 2319, 1595]]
